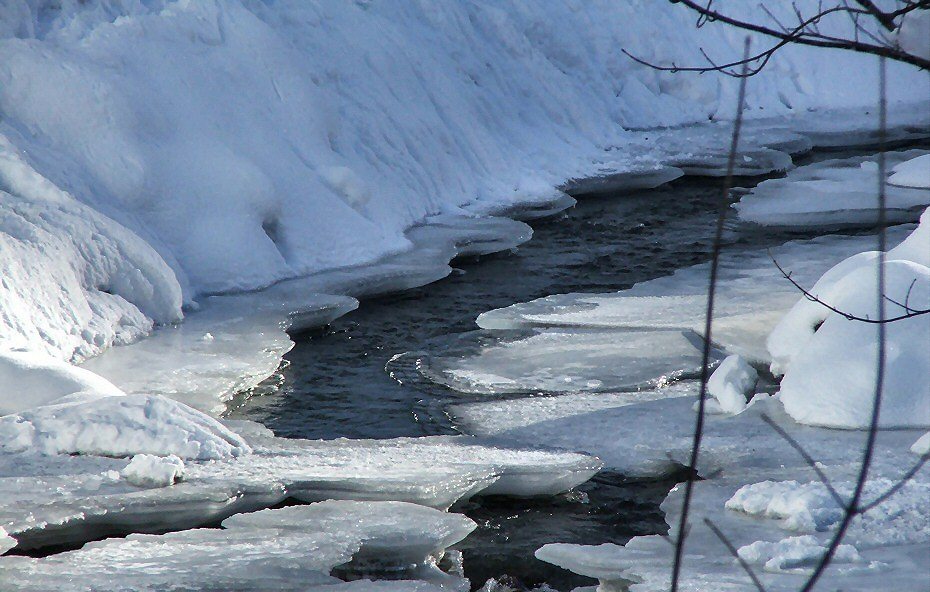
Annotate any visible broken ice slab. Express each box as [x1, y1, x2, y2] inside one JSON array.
[[2, 500, 474, 592], [735, 149, 930, 229], [222, 500, 475, 574], [536, 542, 646, 592], [417, 328, 719, 395], [1, 434, 599, 552], [82, 292, 357, 414]]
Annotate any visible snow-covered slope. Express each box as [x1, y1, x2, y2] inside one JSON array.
[[1, 0, 927, 367]]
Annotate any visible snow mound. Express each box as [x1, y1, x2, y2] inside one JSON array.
[[706, 354, 757, 415], [889, 153, 930, 189], [776, 259, 930, 429], [121, 454, 185, 488], [737, 535, 862, 573], [735, 150, 930, 228]]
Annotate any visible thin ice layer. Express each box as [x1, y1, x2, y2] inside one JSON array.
[[419, 329, 717, 395]]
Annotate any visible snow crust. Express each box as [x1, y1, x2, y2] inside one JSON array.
[[736, 535, 862, 573]]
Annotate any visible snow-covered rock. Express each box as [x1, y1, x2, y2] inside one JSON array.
[[770, 210, 930, 429]]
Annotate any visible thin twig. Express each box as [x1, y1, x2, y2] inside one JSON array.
[[857, 454, 930, 512], [769, 254, 930, 323]]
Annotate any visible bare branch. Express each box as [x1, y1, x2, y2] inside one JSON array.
[[670, 37, 752, 592], [769, 254, 930, 323]]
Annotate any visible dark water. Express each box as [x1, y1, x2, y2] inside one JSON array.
[[229, 170, 880, 589]]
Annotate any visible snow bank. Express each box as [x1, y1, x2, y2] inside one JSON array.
[[770, 210, 930, 428], [0, 0, 926, 370]]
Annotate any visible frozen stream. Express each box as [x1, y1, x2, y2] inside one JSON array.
[[227, 148, 905, 589]]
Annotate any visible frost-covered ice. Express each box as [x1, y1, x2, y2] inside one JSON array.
[[2, 500, 473, 591], [419, 329, 716, 395], [735, 150, 930, 228]]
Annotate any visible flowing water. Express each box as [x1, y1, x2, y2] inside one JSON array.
[[229, 163, 888, 589]]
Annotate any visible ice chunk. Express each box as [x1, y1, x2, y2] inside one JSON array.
[[562, 164, 684, 196], [912, 432, 930, 456], [737, 535, 862, 573], [706, 355, 757, 415], [0, 392, 252, 460], [121, 454, 185, 488], [3, 501, 473, 591], [536, 543, 643, 592], [736, 150, 930, 228], [419, 328, 717, 395]]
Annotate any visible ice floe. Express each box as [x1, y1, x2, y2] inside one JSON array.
[[735, 149, 930, 228]]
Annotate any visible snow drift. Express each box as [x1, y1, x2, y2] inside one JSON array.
[[0, 0, 927, 370]]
